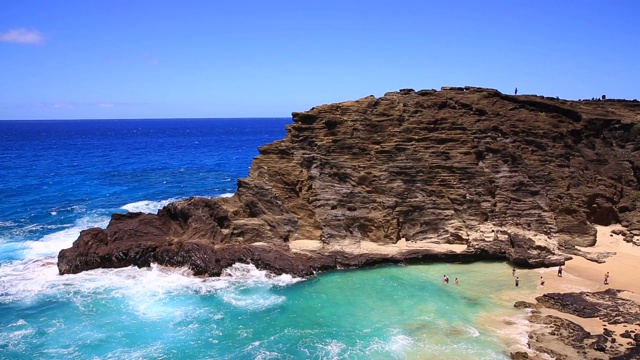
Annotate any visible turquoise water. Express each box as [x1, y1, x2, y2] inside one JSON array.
[[0, 119, 535, 359], [1, 261, 535, 359]]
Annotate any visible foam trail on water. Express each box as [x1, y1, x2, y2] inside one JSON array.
[[20, 214, 110, 261], [121, 199, 178, 213], [0, 213, 110, 304], [1, 257, 301, 307], [121, 193, 235, 214], [0, 221, 16, 228]]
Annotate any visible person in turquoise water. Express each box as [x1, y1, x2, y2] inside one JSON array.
[[454, 277, 459, 285]]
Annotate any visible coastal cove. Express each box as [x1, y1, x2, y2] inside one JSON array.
[[0, 118, 531, 359], [3, 86, 640, 358]]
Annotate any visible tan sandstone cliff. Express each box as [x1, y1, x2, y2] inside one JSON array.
[[58, 87, 640, 276]]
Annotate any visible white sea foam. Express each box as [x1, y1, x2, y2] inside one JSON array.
[[120, 199, 178, 214], [101, 343, 165, 360], [217, 192, 234, 198], [220, 291, 286, 310], [463, 324, 480, 337], [315, 339, 347, 359], [490, 311, 535, 353], [0, 221, 16, 228], [216, 263, 301, 310], [20, 214, 109, 261], [0, 325, 35, 352], [387, 334, 415, 352], [219, 263, 302, 287], [1, 254, 301, 314], [50, 205, 87, 214], [365, 331, 415, 358]]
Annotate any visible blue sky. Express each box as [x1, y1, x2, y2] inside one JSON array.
[[1, 1, 638, 120]]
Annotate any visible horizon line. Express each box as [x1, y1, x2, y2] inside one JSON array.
[[0, 116, 294, 121]]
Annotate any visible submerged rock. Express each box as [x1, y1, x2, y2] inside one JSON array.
[[58, 87, 640, 276]]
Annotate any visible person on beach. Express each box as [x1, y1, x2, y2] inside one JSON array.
[[540, 276, 545, 286], [455, 277, 459, 285], [515, 276, 520, 287], [512, 267, 516, 277], [557, 266, 563, 277], [604, 272, 610, 285]]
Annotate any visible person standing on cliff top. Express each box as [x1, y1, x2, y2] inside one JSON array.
[[514, 87, 518, 95]]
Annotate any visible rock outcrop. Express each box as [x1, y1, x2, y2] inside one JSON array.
[[523, 289, 640, 359], [58, 87, 640, 276]]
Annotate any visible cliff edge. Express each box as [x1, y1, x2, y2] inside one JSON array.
[[58, 87, 640, 276]]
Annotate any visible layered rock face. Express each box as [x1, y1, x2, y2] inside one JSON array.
[[58, 87, 640, 276]]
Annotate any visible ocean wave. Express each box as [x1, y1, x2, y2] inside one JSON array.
[[20, 214, 110, 261], [48, 205, 87, 216], [120, 199, 178, 214], [0, 260, 301, 311], [219, 263, 302, 287], [220, 291, 286, 310], [216, 263, 301, 310], [490, 312, 536, 353], [362, 330, 415, 358], [0, 221, 16, 228], [120, 193, 234, 215]]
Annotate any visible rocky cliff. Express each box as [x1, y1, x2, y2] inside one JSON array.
[[58, 87, 640, 276]]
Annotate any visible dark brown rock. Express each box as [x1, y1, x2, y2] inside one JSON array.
[[58, 87, 640, 276], [509, 351, 529, 360], [514, 301, 537, 309], [528, 289, 640, 359], [536, 289, 640, 325]]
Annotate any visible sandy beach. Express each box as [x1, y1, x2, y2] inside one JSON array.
[[533, 224, 639, 298], [513, 224, 640, 358]]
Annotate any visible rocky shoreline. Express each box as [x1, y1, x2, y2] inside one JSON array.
[[57, 86, 640, 358], [513, 289, 640, 359]]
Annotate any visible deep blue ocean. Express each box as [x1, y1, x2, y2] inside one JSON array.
[[0, 119, 533, 359]]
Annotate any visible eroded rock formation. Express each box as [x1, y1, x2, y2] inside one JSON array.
[[58, 87, 640, 276], [519, 289, 640, 359]]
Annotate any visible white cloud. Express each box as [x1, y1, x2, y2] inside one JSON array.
[[0, 28, 45, 45]]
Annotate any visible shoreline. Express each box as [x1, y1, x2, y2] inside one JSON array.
[[510, 224, 640, 359]]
